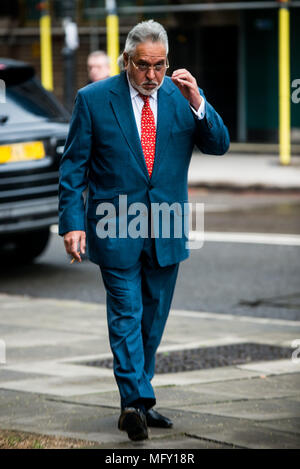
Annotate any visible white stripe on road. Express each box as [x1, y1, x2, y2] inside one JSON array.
[[190, 231, 300, 246], [51, 225, 300, 246]]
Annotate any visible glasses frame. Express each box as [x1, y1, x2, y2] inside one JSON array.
[[129, 57, 169, 73]]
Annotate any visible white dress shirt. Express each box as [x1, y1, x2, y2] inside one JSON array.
[[126, 73, 206, 138]]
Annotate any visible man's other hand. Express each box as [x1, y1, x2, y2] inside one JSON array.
[[63, 230, 86, 263], [171, 68, 202, 112]]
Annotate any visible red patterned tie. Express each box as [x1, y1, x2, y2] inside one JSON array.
[[140, 94, 156, 177]]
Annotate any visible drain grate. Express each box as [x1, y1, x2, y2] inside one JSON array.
[[79, 343, 293, 374]]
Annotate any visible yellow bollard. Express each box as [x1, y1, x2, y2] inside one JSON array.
[[40, 2, 53, 91], [278, 0, 291, 165], [106, 14, 119, 76], [106, 1, 119, 76]]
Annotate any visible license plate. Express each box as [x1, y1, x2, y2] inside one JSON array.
[[0, 141, 45, 164]]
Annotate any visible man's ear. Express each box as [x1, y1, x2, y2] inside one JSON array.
[[123, 52, 129, 69]]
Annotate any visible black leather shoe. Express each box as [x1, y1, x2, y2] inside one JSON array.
[[146, 408, 173, 428], [118, 407, 148, 441]]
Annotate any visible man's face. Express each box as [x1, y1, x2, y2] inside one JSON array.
[[124, 41, 168, 95], [87, 55, 110, 82]]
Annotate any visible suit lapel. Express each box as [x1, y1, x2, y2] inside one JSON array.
[[109, 72, 149, 180]]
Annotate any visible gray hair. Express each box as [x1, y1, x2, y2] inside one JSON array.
[[125, 20, 168, 56], [118, 20, 168, 70]]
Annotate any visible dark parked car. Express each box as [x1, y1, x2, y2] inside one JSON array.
[[0, 58, 69, 263]]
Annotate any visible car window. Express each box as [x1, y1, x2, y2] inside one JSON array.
[[1, 77, 69, 125]]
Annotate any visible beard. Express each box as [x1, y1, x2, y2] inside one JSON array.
[[128, 74, 165, 96]]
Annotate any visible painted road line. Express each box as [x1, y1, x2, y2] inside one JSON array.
[[190, 231, 300, 246], [52, 225, 300, 246]]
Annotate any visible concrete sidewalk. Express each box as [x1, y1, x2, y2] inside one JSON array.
[[188, 152, 300, 190], [227, 142, 300, 156], [0, 293, 299, 449]]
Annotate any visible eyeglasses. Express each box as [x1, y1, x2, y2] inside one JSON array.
[[130, 57, 169, 73]]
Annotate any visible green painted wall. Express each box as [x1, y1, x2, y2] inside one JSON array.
[[245, 8, 300, 139], [291, 10, 300, 127]]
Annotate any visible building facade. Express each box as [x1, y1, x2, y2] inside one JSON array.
[[0, 0, 299, 143]]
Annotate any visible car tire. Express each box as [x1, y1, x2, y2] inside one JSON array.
[[1, 228, 50, 265]]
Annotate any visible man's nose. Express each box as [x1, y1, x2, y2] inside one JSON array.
[[146, 68, 156, 81]]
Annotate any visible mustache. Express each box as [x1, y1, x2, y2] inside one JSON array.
[[141, 80, 159, 86]]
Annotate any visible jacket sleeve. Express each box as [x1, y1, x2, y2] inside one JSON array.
[[58, 91, 92, 236], [193, 88, 230, 155]]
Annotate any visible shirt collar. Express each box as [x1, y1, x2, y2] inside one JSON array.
[[126, 72, 158, 102]]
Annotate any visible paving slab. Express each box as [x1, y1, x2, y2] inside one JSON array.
[[0, 370, 47, 382], [95, 435, 230, 449], [184, 398, 300, 421], [114, 408, 300, 449], [0, 389, 123, 445], [0, 374, 118, 397], [185, 374, 300, 400], [152, 367, 261, 387], [238, 359, 300, 375], [254, 416, 300, 435], [184, 419, 300, 449], [44, 372, 300, 409], [1, 360, 113, 378], [4, 341, 109, 363], [47, 385, 247, 410]]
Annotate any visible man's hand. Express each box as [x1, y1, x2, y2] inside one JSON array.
[[63, 230, 86, 263], [171, 69, 202, 112]]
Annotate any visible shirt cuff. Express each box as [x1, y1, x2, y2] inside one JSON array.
[[190, 97, 205, 120]]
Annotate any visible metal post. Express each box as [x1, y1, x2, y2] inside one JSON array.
[[62, 0, 79, 112], [106, 0, 119, 76], [278, 0, 291, 165], [39, 0, 53, 91]]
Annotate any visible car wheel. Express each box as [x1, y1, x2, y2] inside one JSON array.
[[0, 228, 50, 264]]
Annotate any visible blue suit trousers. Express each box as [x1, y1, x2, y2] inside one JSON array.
[[99, 235, 179, 410]]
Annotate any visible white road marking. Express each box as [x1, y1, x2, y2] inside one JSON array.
[[52, 224, 300, 246], [190, 231, 300, 246]]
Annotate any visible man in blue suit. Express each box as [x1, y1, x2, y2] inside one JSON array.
[[59, 20, 229, 441]]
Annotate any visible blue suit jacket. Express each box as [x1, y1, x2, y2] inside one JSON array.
[[58, 71, 229, 268]]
